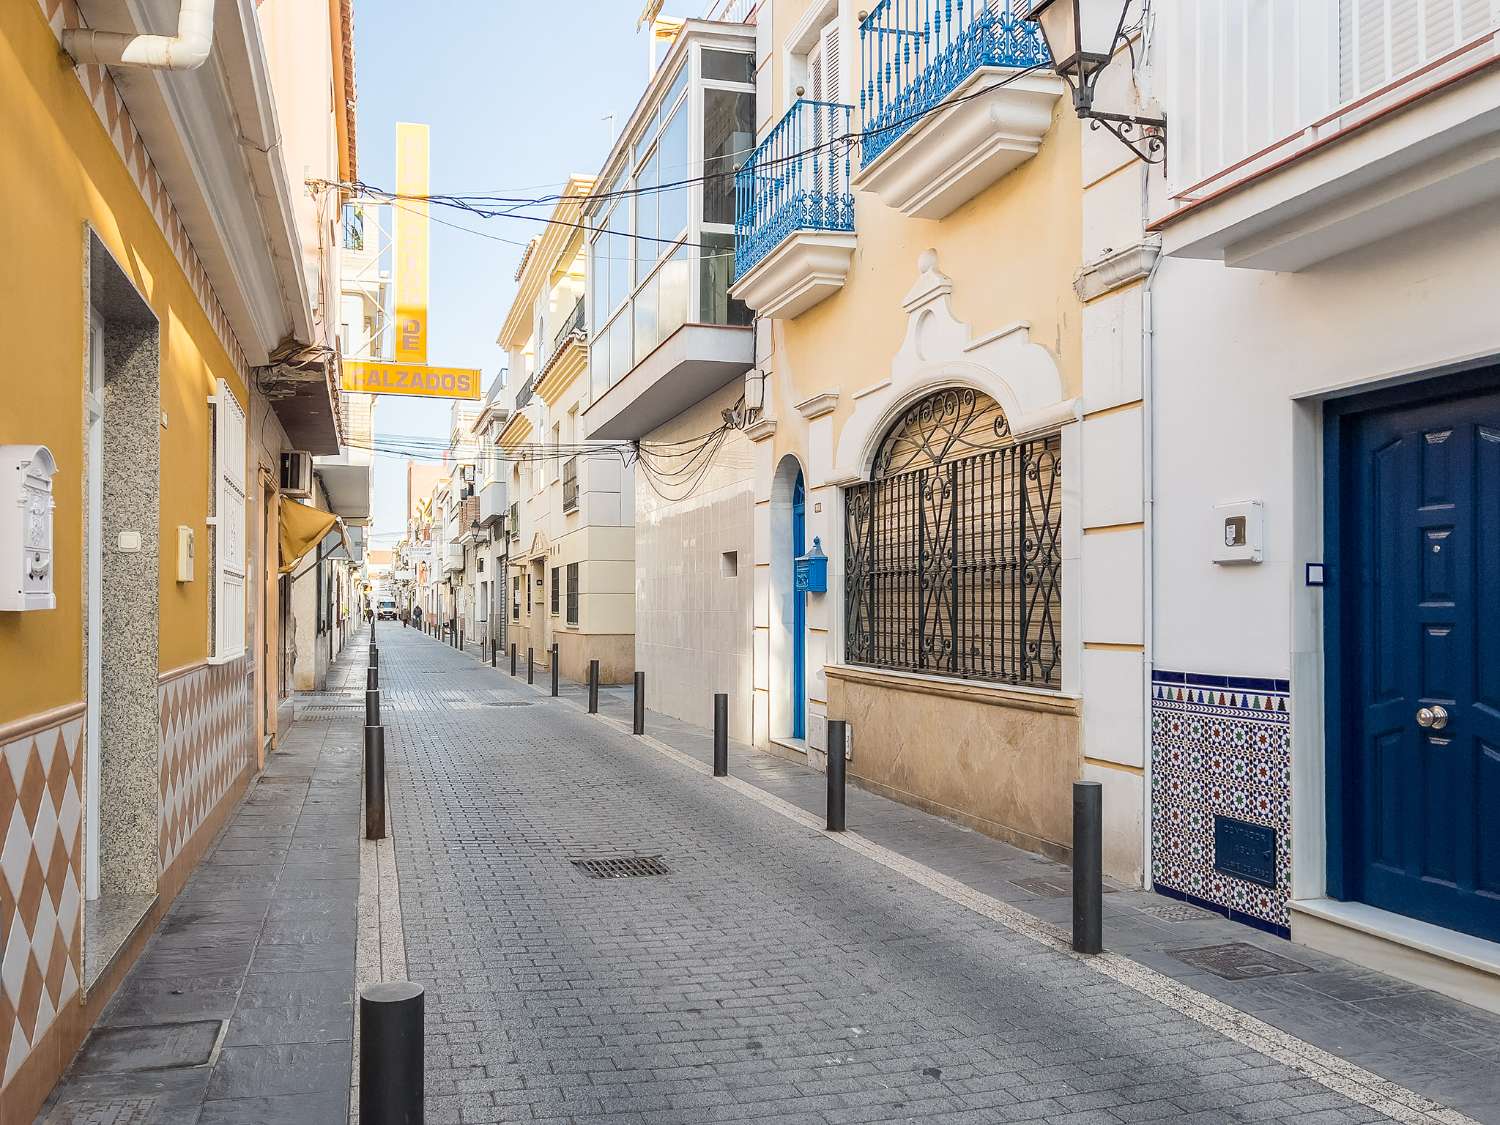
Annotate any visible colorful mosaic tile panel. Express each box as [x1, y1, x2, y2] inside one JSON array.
[[1151, 671, 1292, 933]]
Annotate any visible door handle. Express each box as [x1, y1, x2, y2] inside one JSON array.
[[1416, 704, 1449, 730]]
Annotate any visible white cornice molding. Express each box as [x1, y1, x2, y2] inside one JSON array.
[[793, 392, 839, 420], [1074, 242, 1161, 302]]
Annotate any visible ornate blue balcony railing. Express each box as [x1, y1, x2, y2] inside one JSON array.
[[859, 0, 1049, 168], [733, 99, 856, 281]]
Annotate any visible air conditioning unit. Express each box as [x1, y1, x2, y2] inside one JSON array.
[[280, 451, 313, 498]]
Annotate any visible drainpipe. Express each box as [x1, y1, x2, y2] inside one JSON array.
[[63, 0, 215, 70], [1139, 196, 1163, 893]]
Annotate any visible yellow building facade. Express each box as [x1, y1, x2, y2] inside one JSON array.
[[0, 1, 352, 1116], [734, 0, 1095, 866]]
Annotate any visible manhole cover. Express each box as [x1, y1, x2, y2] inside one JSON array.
[[1139, 900, 1214, 923], [1169, 942, 1310, 980], [571, 855, 669, 879], [1011, 875, 1117, 897], [41, 1096, 159, 1125], [72, 1020, 222, 1075]]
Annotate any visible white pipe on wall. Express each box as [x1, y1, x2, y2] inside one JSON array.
[[63, 0, 215, 70]]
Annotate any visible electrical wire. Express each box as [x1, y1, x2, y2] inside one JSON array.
[[309, 61, 1049, 235]]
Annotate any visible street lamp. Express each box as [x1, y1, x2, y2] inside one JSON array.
[[1025, 0, 1166, 164]]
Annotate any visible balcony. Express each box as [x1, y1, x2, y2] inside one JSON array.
[[852, 0, 1062, 220], [1154, 9, 1500, 271], [478, 477, 507, 529], [730, 100, 857, 319], [562, 456, 579, 513], [514, 372, 536, 410], [443, 542, 465, 573]]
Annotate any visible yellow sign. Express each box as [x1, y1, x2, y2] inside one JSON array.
[[342, 361, 481, 400], [394, 123, 430, 364]]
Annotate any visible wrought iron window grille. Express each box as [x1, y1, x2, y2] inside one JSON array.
[[844, 387, 1062, 689]]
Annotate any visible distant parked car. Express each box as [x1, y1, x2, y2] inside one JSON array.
[[377, 599, 398, 620]]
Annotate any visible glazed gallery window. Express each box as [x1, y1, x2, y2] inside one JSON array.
[[843, 388, 1062, 689]]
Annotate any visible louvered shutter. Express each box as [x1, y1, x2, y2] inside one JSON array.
[[213, 378, 247, 662], [1341, 0, 1497, 101]]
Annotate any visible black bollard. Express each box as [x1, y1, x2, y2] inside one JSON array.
[[633, 671, 645, 735], [712, 693, 728, 777], [826, 719, 847, 832], [364, 725, 386, 841], [360, 981, 424, 1125], [459, 628, 464, 653], [588, 660, 599, 714], [367, 665, 378, 692], [365, 688, 381, 728], [550, 644, 559, 697], [527, 647, 534, 685], [510, 643, 517, 677], [1072, 780, 1103, 955], [370, 645, 379, 669], [490, 638, 497, 668]]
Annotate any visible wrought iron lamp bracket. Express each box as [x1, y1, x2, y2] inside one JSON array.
[[1083, 109, 1167, 166]]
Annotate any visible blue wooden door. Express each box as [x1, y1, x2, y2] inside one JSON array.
[[792, 472, 806, 740], [1340, 380, 1500, 942]]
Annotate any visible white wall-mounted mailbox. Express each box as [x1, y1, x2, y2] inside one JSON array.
[[1, 445, 58, 611], [1212, 499, 1264, 565], [176, 525, 195, 582]]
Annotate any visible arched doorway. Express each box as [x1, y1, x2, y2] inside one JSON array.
[[791, 470, 806, 739], [769, 455, 808, 744]]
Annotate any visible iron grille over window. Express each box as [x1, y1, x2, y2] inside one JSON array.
[[566, 562, 580, 626], [551, 566, 560, 616], [844, 388, 1062, 689], [562, 456, 579, 512]]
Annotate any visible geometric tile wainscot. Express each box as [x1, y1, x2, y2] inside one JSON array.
[[1151, 671, 1292, 938]]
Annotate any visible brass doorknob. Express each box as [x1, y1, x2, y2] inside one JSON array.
[[1416, 704, 1449, 730]]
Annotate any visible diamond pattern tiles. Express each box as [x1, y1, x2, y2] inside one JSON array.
[[0, 714, 83, 1088], [1150, 671, 1293, 934], [159, 660, 254, 874]]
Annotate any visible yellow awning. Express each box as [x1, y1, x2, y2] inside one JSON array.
[[279, 500, 340, 574]]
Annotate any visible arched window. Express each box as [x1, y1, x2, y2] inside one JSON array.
[[844, 387, 1062, 688]]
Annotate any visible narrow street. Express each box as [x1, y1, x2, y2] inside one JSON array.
[[35, 627, 1500, 1124], [371, 627, 1498, 1125]]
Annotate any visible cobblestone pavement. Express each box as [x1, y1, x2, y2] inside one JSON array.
[[378, 627, 1498, 1125]]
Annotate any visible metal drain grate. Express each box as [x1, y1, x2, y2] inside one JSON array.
[[1011, 875, 1117, 897], [1169, 942, 1311, 980], [570, 855, 669, 879], [1139, 900, 1214, 923], [295, 705, 365, 719]]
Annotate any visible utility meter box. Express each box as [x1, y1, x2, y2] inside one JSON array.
[[1212, 500, 1264, 565], [1, 445, 58, 611], [794, 536, 828, 594]]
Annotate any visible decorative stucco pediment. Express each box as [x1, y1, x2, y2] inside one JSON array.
[[830, 250, 1077, 484]]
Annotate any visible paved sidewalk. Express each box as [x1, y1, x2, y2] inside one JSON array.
[[36, 644, 368, 1124], [383, 627, 1499, 1125]]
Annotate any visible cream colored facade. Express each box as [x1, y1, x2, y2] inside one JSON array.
[[735, 0, 1125, 872], [497, 182, 636, 683]]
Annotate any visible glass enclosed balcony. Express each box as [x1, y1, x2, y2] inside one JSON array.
[[581, 22, 758, 441], [729, 99, 858, 319], [853, 0, 1061, 219]]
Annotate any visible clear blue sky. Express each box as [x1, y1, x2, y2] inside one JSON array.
[[356, 1, 681, 545]]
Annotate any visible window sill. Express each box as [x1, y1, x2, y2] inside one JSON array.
[[824, 664, 1079, 715]]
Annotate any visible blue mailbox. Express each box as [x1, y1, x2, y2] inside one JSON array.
[[794, 536, 828, 594]]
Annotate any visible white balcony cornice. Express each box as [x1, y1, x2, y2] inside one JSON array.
[[730, 232, 857, 320], [852, 69, 1065, 220]]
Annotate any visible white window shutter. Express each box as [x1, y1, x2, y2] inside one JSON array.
[[820, 19, 841, 105], [214, 378, 247, 662]]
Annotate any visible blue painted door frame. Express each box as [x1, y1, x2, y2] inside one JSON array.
[[1324, 366, 1500, 944], [792, 472, 806, 740]]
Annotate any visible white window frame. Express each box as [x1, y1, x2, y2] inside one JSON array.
[[209, 378, 248, 663]]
